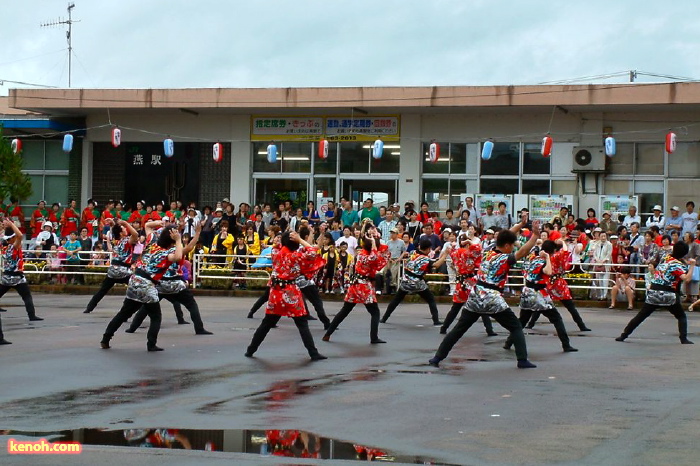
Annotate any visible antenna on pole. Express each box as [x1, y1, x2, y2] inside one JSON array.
[[41, 2, 80, 88]]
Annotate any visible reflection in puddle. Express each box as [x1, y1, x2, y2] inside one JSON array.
[[2, 428, 458, 464]]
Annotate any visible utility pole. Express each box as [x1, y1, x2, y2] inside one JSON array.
[[41, 3, 79, 87], [629, 70, 637, 83]]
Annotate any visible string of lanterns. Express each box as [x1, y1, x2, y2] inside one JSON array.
[[5, 126, 683, 163]]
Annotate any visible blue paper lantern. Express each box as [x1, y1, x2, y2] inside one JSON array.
[[372, 139, 384, 159], [164, 138, 174, 157], [267, 143, 278, 163], [62, 134, 74, 153], [481, 140, 494, 160], [605, 136, 616, 157]]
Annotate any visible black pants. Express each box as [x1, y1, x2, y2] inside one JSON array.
[[249, 289, 271, 316], [247, 314, 320, 357], [442, 302, 494, 334], [104, 298, 162, 348], [128, 290, 204, 333], [85, 275, 130, 312], [325, 301, 381, 342], [435, 309, 528, 361], [527, 299, 588, 330], [301, 285, 331, 326], [509, 308, 571, 349], [621, 301, 688, 340], [382, 289, 440, 324], [0, 315, 4, 340], [0, 282, 37, 318]]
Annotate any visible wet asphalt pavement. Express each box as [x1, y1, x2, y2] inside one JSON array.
[[1, 292, 700, 465]]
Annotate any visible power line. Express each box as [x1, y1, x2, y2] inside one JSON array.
[[0, 79, 57, 88]]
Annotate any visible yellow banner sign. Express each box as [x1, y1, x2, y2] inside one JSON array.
[[251, 116, 400, 142]]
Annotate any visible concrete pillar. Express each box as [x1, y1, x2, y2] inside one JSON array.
[[399, 114, 421, 204], [81, 137, 93, 204], [230, 115, 252, 203]]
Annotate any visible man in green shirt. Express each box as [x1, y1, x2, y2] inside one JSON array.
[[359, 198, 381, 226], [341, 199, 359, 228]]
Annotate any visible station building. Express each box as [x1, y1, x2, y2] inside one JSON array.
[[3, 83, 700, 219]]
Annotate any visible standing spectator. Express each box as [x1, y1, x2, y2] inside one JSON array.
[[304, 201, 321, 225], [30, 201, 50, 239], [599, 212, 618, 235], [324, 200, 341, 223], [329, 219, 342, 242], [199, 206, 214, 247], [78, 227, 93, 268], [441, 209, 458, 232], [584, 208, 599, 229], [460, 196, 480, 225], [401, 232, 416, 253], [639, 231, 659, 266], [261, 203, 273, 228], [377, 211, 397, 243], [622, 205, 642, 228], [182, 208, 199, 238], [683, 232, 700, 304], [419, 223, 442, 253], [289, 208, 305, 232], [341, 199, 359, 228], [63, 230, 82, 284], [664, 206, 683, 234], [551, 206, 569, 227], [590, 232, 612, 300], [627, 222, 644, 264], [335, 226, 358, 256], [654, 235, 673, 265], [383, 228, 407, 294], [417, 202, 431, 224], [35, 222, 59, 251], [480, 204, 498, 231], [6, 197, 25, 236], [270, 209, 288, 233], [646, 205, 665, 229], [681, 201, 699, 237], [406, 211, 423, 244], [493, 202, 512, 230], [359, 198, 381, 226]]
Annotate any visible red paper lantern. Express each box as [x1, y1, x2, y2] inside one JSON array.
[[213, 142, 223, 163], [111, 127, 122, 148], [429, 141, 440, 163], [11, 138, 22, 154], [318, 139, 329, 160], [541, 135, 553, 157], [665, 131, 677, 154]]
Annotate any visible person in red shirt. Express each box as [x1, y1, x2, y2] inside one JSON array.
[[81, 199, 99, 240], [30, 200, 50, 238], [60, 199, 80, 238], [6, 198, 25, 235], [417, 202, 431, 224], [100, 200, 116, 232]]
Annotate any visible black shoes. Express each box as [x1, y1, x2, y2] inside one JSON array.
[[29, 316, 44, 321], [487, 332, 498, 337], [310, 353, 328, 361], [196, 330, 214, 335], [83, 309, 92, 314], [517, 359, 537, 369], [177, 320, 190, 325], [0, 339, 12, 345], [615, 334, 627, 342], [100, 340, 111, 349], [428, 357, 441, 367], [370, 339, 386, 344], [439, 328, 447, 334], [125, 328, 136, 333], [681, 338, 694, 345], [321, 334, 330, 342], [247, 311, 255, 319], [147, 345, 164, 352], [579, 327, 592, 332], [563, 345, 579, 352]]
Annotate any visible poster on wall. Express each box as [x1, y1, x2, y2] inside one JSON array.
[[475, 194, 513, 216], [529, 195, 574, 223], [599, 195, 638, 222]]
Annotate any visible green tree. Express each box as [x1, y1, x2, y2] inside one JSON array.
[[0, 129, 32, 202]]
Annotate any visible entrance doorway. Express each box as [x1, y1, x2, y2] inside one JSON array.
[[341, 178, 397, 211], [254, 178, 309, 210]]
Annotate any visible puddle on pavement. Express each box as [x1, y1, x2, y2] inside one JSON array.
[[1, 427, 459, 464]]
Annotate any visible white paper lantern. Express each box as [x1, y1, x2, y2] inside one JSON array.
[[213, 142, 223, 163], [429, 141, 440, 163], [541, 135, 553, 158], [111, 127, 122, 148], [372, 139, 384, 159], [604, 136, 616, 157]]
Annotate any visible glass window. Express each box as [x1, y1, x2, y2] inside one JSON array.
[[523, 143, 550, 175], [480, 178, 518, 194], [27, 175, 44, 204], [372, 144, 400, 174], [450, 144, 467, 175], [422, 178, 449, 212], [253, 142, 281, 173], [45, 141, 70, 170], [466, 144, 479, 175], [21, 140, 44, 170], [480, 142, 519, 176], [314, 142, 338, 175], [255, 178, 308, 209], [636, 143, 664, 175], [422, 142, 449, 175], [522, 179, 550, 194], [339, 142, 370, 173], [45, 175, 69, 204], [608, 143, 633, 175], [450, 179, 479, 210], [280, 143, 311, 173], [668, 142, 700, 178], [313, 177, 336, 210]]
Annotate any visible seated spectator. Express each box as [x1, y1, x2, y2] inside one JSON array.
[[609, 267, 636, 310]]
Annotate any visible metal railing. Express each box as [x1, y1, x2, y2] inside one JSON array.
[[192, 253, 272, 289]]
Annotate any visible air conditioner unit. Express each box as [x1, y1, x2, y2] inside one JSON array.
[[571, 146, 606, 172]]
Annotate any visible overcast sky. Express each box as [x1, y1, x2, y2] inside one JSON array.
[[1, 0, 699, 95]]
